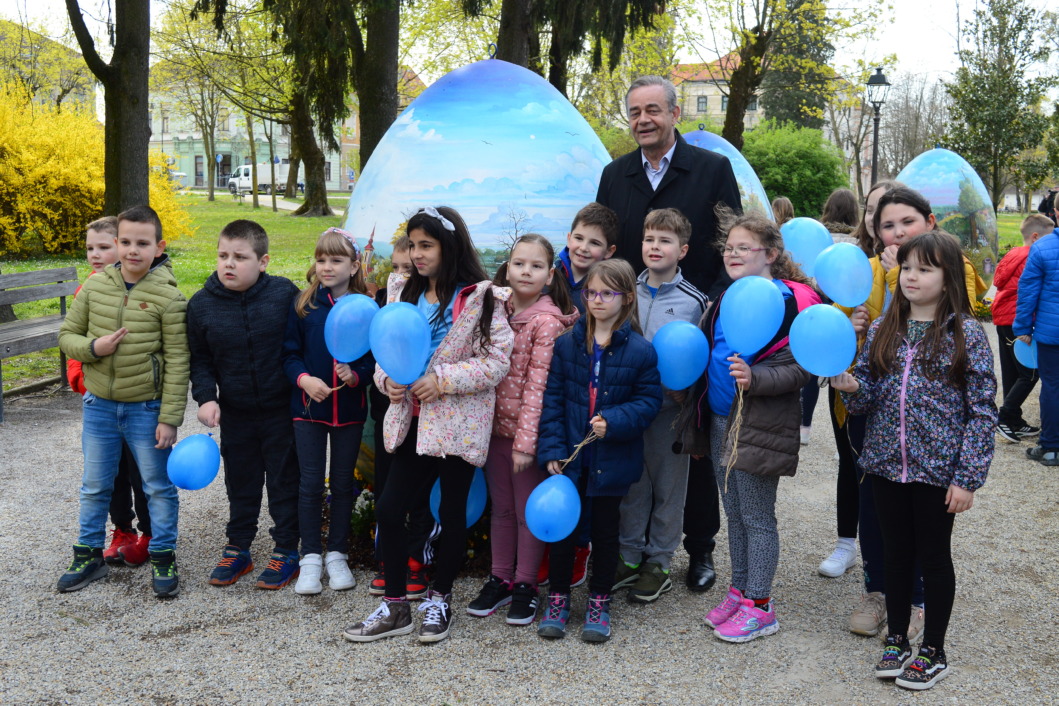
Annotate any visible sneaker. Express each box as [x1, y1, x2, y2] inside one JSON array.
[[343, 599, 413, 642], [996, 422, 1020, 443], [800, 425, 811, 445], [1014, 423, 1040, 438], [418, 590, 454, 643], [537, 592, 571, 639], [895, 645, 949, 690], [1027, 445, 1049, 461], [571, 544, 591, 588], [1041, 449, 1059, 466], [294, 553, 323, 595], [629, 561, 673, 604], [466, 575, 513, 617], [704, 586, 743, 628], [849, 592, 887, 636], [407, 558, 429, 600], [506, 583, 538, 626], [119, 534, 151, 567], [581, 592, 612, 643], [907, 605, 925, 644], [57, 544, 108, 592], [713, 598, 779, 643], [369, 566, 386, 596], [150, 549, 180, 598], [818, 540, 857, 578], [536, 547, 550, 586], [208, 545, 254, 586], [875, 635, 913, 678], [612, 560, 640, 591], [325, 551, 356, 591], [103, 528, 138, 565], [256, 550, 300, 590]]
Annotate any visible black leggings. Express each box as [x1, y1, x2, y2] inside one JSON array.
[[872, 476, 956, 649], [376, 425, 474, 598], [828, 388, 861, 539], [549, 489, 622, 596]]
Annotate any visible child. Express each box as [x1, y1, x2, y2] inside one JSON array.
[[187, 219, 303, 589], [771, 196, 794, 227], [536, 259, 663, 643], [367, 237, 437, 599], [831, 231, 997, 690], [688, 211, 819, 643], [555, 202, 619, 312], [67, 217, 152, 567], [614, 208, 706, 603], [343, 206, 514, 643], [282, 227, 374, 595], [992, 215, 1047, 442], [1014, 218, 1059, 466], [57, 205, 188, 598], [467, 234, 579, 625]]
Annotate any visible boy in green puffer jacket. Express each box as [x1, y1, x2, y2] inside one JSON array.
[[57, 205, 189, 598]]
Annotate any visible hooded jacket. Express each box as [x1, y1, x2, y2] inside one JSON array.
[[492, 294, 580, 455], [58, 256, 189, 427], [1013, 231, 1059, 344]]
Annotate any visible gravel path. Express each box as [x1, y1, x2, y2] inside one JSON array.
[[1, 325, 1056, 704]]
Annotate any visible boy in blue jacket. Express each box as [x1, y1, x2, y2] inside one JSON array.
[[187, 220, 303, 588]]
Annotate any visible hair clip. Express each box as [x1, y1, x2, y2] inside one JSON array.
[[324, 227, 359, 257], [419, 207, 456, 232]]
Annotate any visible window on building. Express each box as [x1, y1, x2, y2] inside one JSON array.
[[281, 158, 290, 165], [219, 112, 229, 132], [721, 96, 729, 111], [281, 124, 289, 137], [697, 96, 707, 113], [244, 156, 252, 165], [325, 161, 332, 182], [748, 96, 758, 111], [194, 155, 204, 187], [162, 115, 169, 133]]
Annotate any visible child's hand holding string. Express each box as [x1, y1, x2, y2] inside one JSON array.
[[299, 375, 332, 403], [850, 305, 870, 335], [335, 363, 357, 386], [1016, 334, 1032, 345], [410, 373, 441, 404], [828, 373, 860, 393], [945, 485, 974, 513], [728, 355, 752, 390], [590, 414, 607, 438], [546, 460, 562, 475], [383, 377, 407, 404]]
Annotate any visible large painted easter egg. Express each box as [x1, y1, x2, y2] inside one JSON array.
[[682, 127, 773, 219], [342, 59, 611, 261]]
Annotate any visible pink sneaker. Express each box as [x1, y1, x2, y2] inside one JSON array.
[[713, 598, 780, 643], [704, 586, 743, 628]]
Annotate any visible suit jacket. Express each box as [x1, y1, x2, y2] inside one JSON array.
[[595, 130, 742, 299]]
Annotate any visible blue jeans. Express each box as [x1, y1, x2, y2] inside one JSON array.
[[79, 393, 179, 551]]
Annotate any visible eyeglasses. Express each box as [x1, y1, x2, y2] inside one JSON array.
[[582, 288, 621, 302], [722, 245, 767, 258]]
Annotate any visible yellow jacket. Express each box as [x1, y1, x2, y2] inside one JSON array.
[[832, 256, 886, 426]]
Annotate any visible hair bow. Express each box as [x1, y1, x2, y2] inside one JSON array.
[[323, 227, 359, 257], [419, 207, 456, 232]]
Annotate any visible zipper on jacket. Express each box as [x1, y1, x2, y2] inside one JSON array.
[[898, 339, 921, 483], [242, 296, 260, 409]]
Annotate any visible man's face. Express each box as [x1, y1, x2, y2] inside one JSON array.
[[627, 84, 680, 153]]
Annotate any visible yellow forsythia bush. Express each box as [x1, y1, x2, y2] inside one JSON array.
[[0, 85, 191, 258]]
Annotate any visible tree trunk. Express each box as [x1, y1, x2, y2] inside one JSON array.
[[495, 0, 534, 67], [205, 129, 216, 201], [266, 122, 278, 212], [721, 34, 771, 152], [290, 93, 332, 217], [353, 2, 399, 171], [285, 157, 300, 200], [547, 23, 569, 96], [247, 112, 259, 209]]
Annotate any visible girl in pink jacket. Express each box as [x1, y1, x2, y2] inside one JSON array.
[[343, 206, 514, 645], [465, 234, 580, 626]]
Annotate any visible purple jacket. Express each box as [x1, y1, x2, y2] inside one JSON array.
[[841, 314, 997, 491]]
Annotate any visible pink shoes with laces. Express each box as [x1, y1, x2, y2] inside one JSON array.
[[706, 587, 781, 643]]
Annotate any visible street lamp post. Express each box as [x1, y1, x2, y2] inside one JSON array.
[[866, 67, 892, 186]]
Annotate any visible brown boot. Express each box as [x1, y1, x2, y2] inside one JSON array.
[[343, 600, 413, 643]]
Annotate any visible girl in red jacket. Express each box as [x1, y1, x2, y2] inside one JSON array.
[[466, 234, 579, 626]]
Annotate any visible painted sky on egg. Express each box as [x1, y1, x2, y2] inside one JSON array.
[[342, 59, 612, 255], [681, 128, 772, 219]]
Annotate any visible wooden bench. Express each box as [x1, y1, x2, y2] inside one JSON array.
[[0, 267, 79, 422]]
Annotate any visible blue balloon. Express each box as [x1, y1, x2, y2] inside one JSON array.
[[429, 467, 488, 527], [526, 474, 581, 542], [781, 218, 833, 277], [167, 433, 220, 491], [814, 243, 874, 308], [369, 302, 432, 385], [653, 321, 710, 389], [719, 276, 785, 355], [324, 293, 379, 362], [1014, 338, 1038, 369], [788, 305, 858, 377]]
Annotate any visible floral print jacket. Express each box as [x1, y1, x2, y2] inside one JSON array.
[[841, 314, 997, 491], [374, 275, 514, 467]]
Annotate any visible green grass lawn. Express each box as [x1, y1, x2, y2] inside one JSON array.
[[996, 212, 1029, 251], [2, 194, 341, 392]]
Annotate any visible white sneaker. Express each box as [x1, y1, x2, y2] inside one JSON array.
[[295, 553, 323, 595], [800, 425, 811, 445], [818, 540, 857, 578], [326, 551, 356, 591]]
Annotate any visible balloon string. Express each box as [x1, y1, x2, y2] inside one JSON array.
[[724, 385, 746, 494], [559, 430, 600, 472], [301, 382, 347, 416]]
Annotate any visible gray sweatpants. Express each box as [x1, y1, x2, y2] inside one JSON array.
[[710, 413, 780, 600], [618, 405, 689, 570]]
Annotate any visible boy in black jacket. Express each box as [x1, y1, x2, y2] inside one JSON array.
[[187, 220, 302, 589]]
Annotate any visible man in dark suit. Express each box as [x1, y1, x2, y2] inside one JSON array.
[[596, 75, 742, 595]]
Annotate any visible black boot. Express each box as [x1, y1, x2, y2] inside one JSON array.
[[686, 552, 716, 593]]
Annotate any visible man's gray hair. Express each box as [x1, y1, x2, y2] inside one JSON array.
[[626, 76, 678, 113]]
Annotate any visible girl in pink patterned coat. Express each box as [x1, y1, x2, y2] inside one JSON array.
[[343, 207, 514, 645], [466, 234, 580, 627]]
